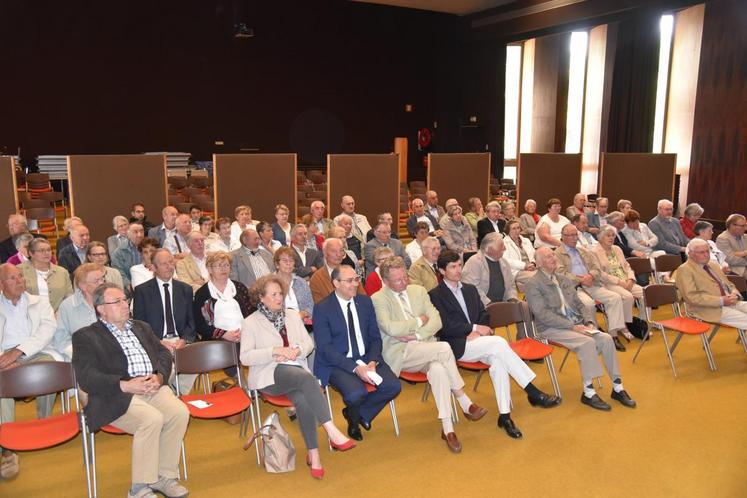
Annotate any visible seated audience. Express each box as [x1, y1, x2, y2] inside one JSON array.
[[617, 199, 633, 216], [162, 214, 192, 259], [364, 246, 395, 296], [58, 224, 91, 277], [477, 201, 506, 246], [274, 247, 314, 319], [72, 283, 190, 498], [595, 197, 610, 227], [56, 216, 83, 260], [464, 197, 485, 236], [189, 205, 202, 231], [334, 195, 371, 240], [621, 210, 663, 258], [525, 248, 636, 411], [108, 215, 130, 256], [693, 221, 729, 272], [271, 204, 292, 246], [1, 214, 45, 264], [229, 229, 275, 290], [130, 202, 155, 233], [572, 214, 598, 248], [519, 199, 540, 241], [326, 226, 364, 278], [365, 212, 399, 242], [462, 233, 518, 306], [405, 222, 430, 262], [408, 236, 442, 292], [406, 198, 442, 237], [715, 214, 747, 277], [86, 241, 124, 289], [429, 251, 560, 439], [53, 263, 104, 360], [112, 222, 145, 290], [229, 205, 258, 248], [257, 221, 282, 254], [6, 233, 33, 265], [555, 225, 631, 351], [371, 257, 486, 453], [585, 199, 601, 235], [242, 275, 355, 478], [129, 237, 160, 290], [364, 221, 410, 274], [290, 224, 324, 278], [502, 220, 537, 287], [679, 202, 704, 239], [425, 190, 446, 220], [534, 198, 570, 249], [19, 238, 73, 312], [198, 216, 219, 247], [337, 214, 363, 260], [301, 213, 325, 251], [194, 251, 252, 343], [607, 211, 646, 260], [175, 231, 209, 293], [147, 206, 178, 247], [441, 205, 477, 258], [439, 198, 459, 227], [676, 239, 747, 330], [309, 200, 335, 238], [649, 199, 688, 260], [501, 201, 518, 225], [1, 263, 58, 479], [132, 249, 196, 394], [309, 238, 365, 303], [313, 265, 401, 442], [206, 216, 240, 254], [566, 193, 587, 219]]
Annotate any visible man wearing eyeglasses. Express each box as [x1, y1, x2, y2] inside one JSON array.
[[0, 263, 58, 479], [715, 214, 747, 277], [73, 283, 189, 498], [309, 238, 365, 304], [313, 264, 400, 442]]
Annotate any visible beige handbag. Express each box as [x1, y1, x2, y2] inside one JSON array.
[[243, 411, 296, 473]]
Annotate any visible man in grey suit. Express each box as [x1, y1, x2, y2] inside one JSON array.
[[111, 222, 144, 291], [524, 247, 635, 411], [648, 199, 688, 260], [290, 224, 324, 278], [715, 214, 747, 276], [147, 206, 179, 247], [461, 233, 518, 307], [364, 222, 410, 275], [229, 228, 275, 290]]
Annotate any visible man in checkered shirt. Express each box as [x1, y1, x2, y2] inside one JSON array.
[[73, 283, 190, 498]]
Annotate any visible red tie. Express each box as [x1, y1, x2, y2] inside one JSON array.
[[702, 265, 726, 296]]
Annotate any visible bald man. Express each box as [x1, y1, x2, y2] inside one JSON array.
[[566, 193, 587, 220], [648, 199, 688, 260], [334, 195, 371, 240], [148, 206, 179, 247], [407, 198, 442, 237], [58, 224, 91, 277]]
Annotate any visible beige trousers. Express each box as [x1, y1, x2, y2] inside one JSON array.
[[577, 285, 626, 335], [400, 341, 464, 420], [604, 283, 644, 323], [110, 385, 190, 484]]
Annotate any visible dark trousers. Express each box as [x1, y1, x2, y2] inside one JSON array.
[[328, 362, 401, 424]]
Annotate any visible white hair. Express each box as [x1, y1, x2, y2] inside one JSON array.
[[112, 215, 128, 230], [686, 238, 709, 253], [657, 199, 673, 209]]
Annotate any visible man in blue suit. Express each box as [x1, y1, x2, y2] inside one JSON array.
[[313, 265, 401, 441]]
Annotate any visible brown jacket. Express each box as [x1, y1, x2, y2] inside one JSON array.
[[309, 266, 365, 304], [555, 244, 603, 285], [674, 259, 738, 322]]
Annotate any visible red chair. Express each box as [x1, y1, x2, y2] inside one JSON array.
[[398, 370, 459, 423], [455, 361, 490, 392], [486, 301, 561, 398], [632, 284, 714, 376], [324, 382, 400, 436], [0, 361, 87, 495]]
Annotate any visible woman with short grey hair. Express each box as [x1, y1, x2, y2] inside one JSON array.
[[440, 205, 477, 257], [6, 233, 34, 265], [107, 215, 130, 256], [693, 220, 729, 271], [680, 202, 704, 239]]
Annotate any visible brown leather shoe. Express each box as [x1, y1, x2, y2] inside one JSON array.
[[441, 431, 462, 453], [463, 403, 488, 422]]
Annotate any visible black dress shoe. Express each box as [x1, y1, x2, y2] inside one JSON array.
[[613, 336, 626, 352], [497, 416, 523, 439], [610, 389, 637, 408], [580, 393, 611, 411], [342, 408, 363, 441], [359, 418, 371, 431], [528, 392, 562, 408]]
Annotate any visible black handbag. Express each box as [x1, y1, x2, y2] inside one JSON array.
[[627, 316, 649, 340]]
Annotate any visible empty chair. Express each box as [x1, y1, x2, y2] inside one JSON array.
[[24, 207, 59, 237], [21, 198, 53, 210], [37, 190, 66, 213], [627, 257, 654, 284], [189, 176, 211, 189], [169, 194, 187, 205], [175, 202, 193, 214], [654, 254, 683, 283], [168, 176, 189, 189]]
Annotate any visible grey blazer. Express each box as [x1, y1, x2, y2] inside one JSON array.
[[460, 251, 518, 306], [229, 247, 276, 289], [523, 270, 594, 333], [648, 215, 688, 255], [363, 238, 410, 274]]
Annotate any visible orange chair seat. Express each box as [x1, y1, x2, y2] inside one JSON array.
[[456, 360, 490, 371], [101, 424, 128, 435], [657, 317, 711, 335], [510, 338, 554, 360], [259, 392, 294, 408], [0, 412, 79, 451], [181, 387, 251, 418], [399, 371, 427, 383]]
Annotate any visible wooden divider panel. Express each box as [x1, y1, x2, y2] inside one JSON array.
[[517, 153, 582, 214], [427, 153, 491, 209], [327, 154, 400, 224]]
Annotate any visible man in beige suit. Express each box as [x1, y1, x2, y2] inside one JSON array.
[[555, 225, 630, 351], [175, 231, 208, 293], [715, 214, 747, 277], [676, 239, 747, 329], [461, 233, 518, 306], [309, 238, 365, 303], [407, 237, 441, 291], [372, 257, 487, 453]]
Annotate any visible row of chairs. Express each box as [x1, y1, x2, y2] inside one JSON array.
[[168, 175, 212, 190]]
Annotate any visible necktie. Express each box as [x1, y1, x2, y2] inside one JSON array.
[[347, 302, 361, 358], [552, 276, 580, 322], [703, 265, 727, 296], [398, 292, 414, 319], [433, 263, 443, 283], [174, 235, 183, 253], [163, 283, 177, 337]]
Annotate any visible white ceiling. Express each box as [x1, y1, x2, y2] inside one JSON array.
[[350, 0, 520, 16]]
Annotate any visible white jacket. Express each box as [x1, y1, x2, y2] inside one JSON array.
[[0, 292, 60, 360], [503, 235, 536, 277]]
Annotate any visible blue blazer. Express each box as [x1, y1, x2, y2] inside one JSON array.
[[312, 292, 384, 385], [132, 277, 196, 342]]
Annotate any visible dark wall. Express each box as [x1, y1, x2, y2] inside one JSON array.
[[687, 0, 747, 222], [0, 0, 458, 173]]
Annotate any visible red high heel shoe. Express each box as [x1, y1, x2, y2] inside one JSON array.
[[306, 454, 324, 480], [329, 438, 356, 452]]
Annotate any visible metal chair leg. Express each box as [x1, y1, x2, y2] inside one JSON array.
[[701, 334, 718, 371], [544, 355, 561, 399], [472, 370, 484, 392], [180, 442, 188, 480], [389, 401, 400, 437], [737, 329, 747, 354], [559, 349, 570, 372], [660, 329, 678, 377], [451, 393, 459, 423]]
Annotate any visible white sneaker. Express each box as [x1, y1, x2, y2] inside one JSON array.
[[150, 477, 189, 498], [127, 487, 157, 498]]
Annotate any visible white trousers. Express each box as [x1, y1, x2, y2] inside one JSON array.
[[720, 301, 747, 330], [604, 283, 644, 322], [460, 335, 536, 414], [577, 286, 625, 334]]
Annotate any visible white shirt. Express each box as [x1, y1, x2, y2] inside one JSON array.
[[35, 269, 50, 297], [293, 245, 308, 266], [427, 205, 439, 219], [335, 293, 366, 358], [230, 221, 257, 248], [163, 232, 190, 255], [130, 264, 154, 289], [487, 217, 502, 233], [245, 248, 271, 278], [285, 285, 299, 311], [416, 215, 435, 233], [0, 293, 30, 350], [193, 254, 209, 279], [205, 236, 240, 255], [405, 240, 423, 262], [155, 277, 179, 337], [535, 214, 571, 248]]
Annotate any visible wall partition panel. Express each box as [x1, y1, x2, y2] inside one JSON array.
[[67, 154, 167, 241], [427, 153, 491, 210], [517, 153, 581, 214], [327, 154, 399, 224], [0, 157, 19, 239]]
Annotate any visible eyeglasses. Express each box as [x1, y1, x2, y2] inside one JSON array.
[[102, 298, 128, 306], [210, 263, 230, 269], [336, 277, 361, 284], [89, 252, 107, 257]]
